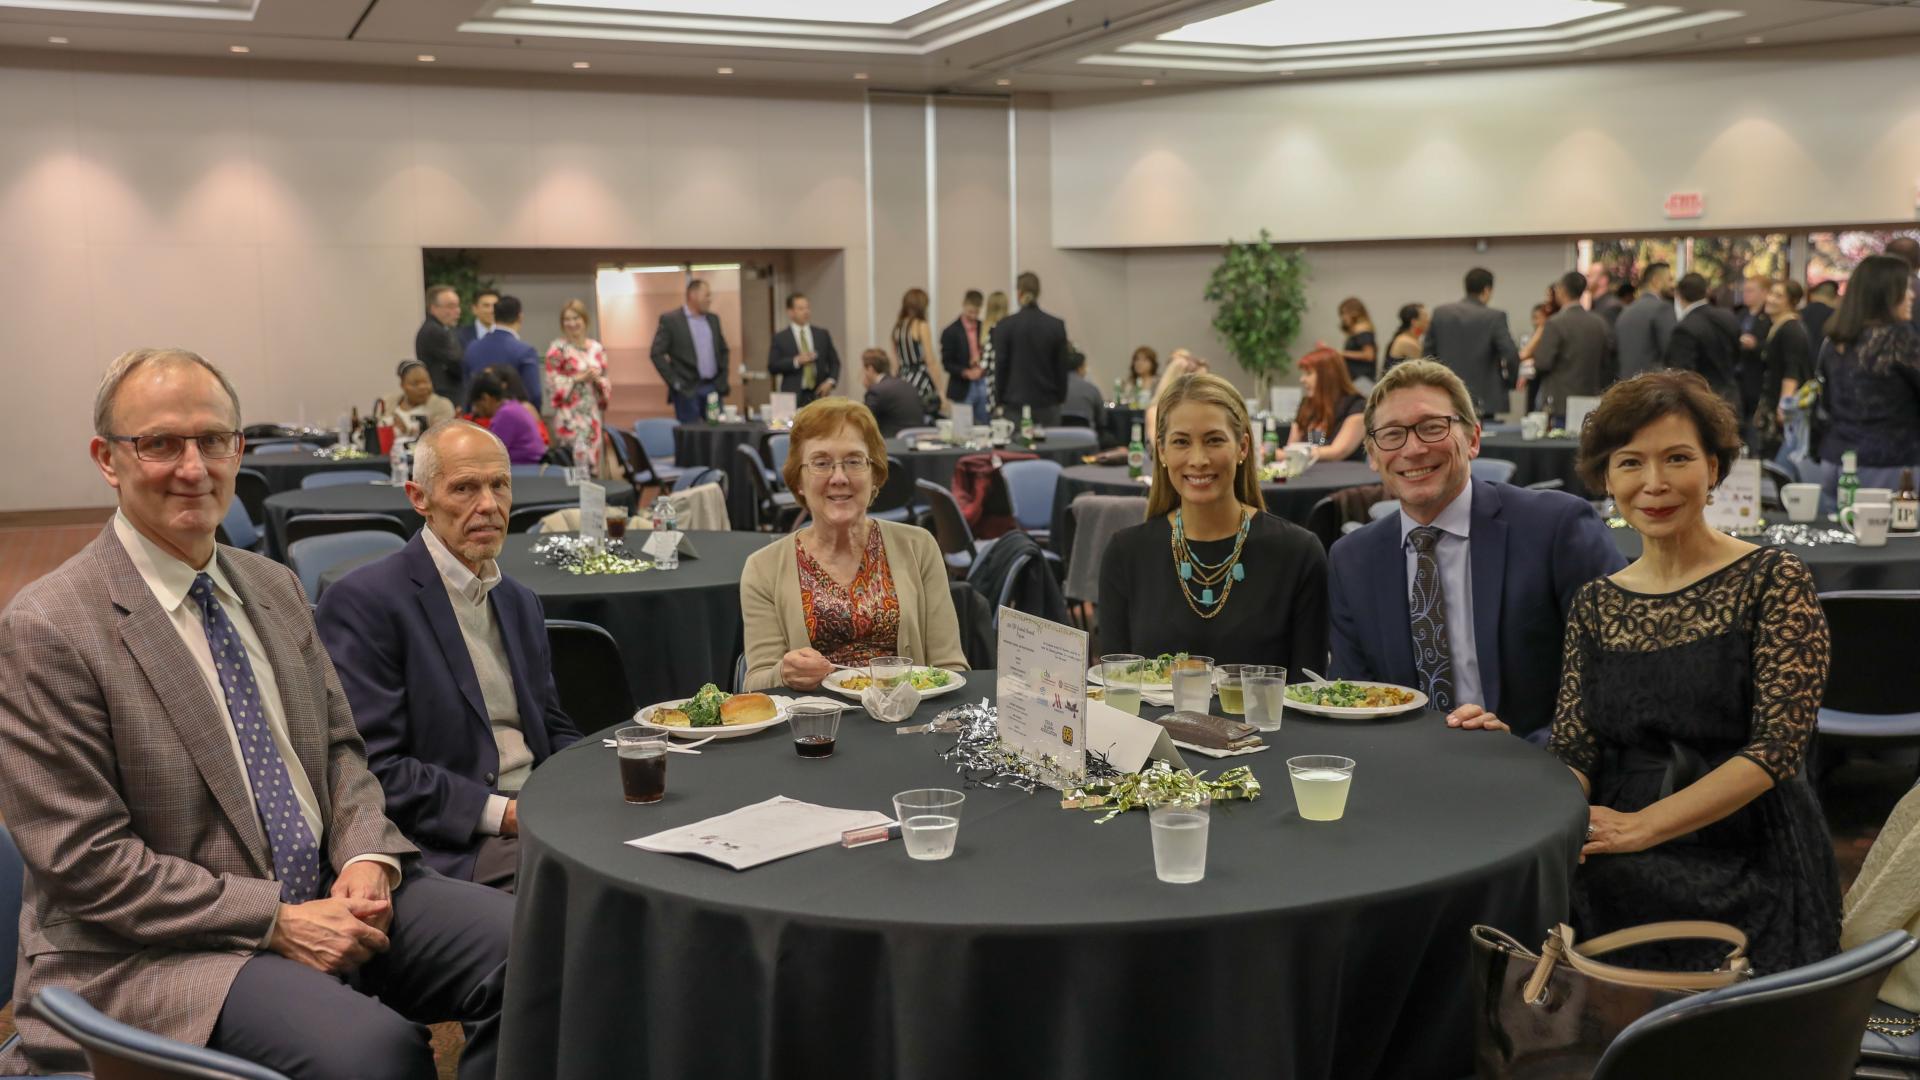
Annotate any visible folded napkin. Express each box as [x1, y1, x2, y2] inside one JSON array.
[[861, 680, 921, 724]]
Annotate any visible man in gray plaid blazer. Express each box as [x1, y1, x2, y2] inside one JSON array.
[[0, 349, 512, 1079]]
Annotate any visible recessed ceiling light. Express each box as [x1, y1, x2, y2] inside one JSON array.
[[228, 44, 249, 54], [1162, 0, 1622, 48], [1279, 69, 1296, 76], [996, 77, 1012, 86], [573, 60, 591, 68], [716, 66, 733, 74], [1140, 78, 1156, 86], [1745, 34, 1764, 44], [417, 54, 436, 62], [47, 36, 68, 44], [547, 0, 942, 23], [853, 72, 869, 80]]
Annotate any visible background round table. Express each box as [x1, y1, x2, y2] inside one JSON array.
[[239, 451, 392, 494], [1611, 527, 1920, 590], [1049, 460, 1380, 539], [263, 477, 631, 559], [1477, 433, 1588, 494], [674, 421, 768, 531], [883, 437, 1091, 488], [499, 679, 1585, 1080]]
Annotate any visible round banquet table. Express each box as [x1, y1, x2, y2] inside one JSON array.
[[1611, 527, 1920, 591], [1049, 460, 1380, 539], [499, 676, 1586, 1080], [239, 451, 392, 494], [674, 421, 768, 531], [1476, 433, 1589, 494], [262, 477, 632, 559], [883, 437, 1091, 488], [316, 530, 769, 703]]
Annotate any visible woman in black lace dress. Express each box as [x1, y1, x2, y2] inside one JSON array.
[[1551, 370, 1841, 974]]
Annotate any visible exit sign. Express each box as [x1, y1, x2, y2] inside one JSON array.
[[1664, 191, 1705, 219]]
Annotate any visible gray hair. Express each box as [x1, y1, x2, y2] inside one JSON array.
[[93, 347, 242, 437], [411, 418, 507, 492]]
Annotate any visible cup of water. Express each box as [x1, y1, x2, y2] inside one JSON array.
[[892, 788, 965, 861], [1101, 653, 1144, 716], [1242, 666, 1286, 732], [1287, 755, 1355, 821], [1148, 792, 1210, 884], [1171, 655, 1215, 714]]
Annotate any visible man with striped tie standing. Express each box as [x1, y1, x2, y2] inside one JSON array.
[[0, 348, 512, 1079]]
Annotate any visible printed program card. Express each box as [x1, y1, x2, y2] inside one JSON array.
[[995, 607, 1089, 788]]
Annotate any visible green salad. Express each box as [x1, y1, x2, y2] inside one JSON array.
[[1124, 652, 1191, 684], [1285, 681, 1417, 709], [682, 683, 730, 727]]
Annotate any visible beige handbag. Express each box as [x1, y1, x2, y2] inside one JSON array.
[[1471, 921, 1753, 1079]]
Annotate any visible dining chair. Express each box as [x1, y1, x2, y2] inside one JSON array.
[[34, 986, 290, 1080], [1469, 458, 1518, 485], [287, 532, 406, 600], [633, 418, 679, 468], [282, 513, 410, 547], [1000, 459, 1063, 543], [0, 827, 112, 1079], [298, 470, 386, 489], [1815, 591, 1920, 784], [546, 619, 636, 731]]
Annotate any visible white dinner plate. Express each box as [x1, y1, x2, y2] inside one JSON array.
[[635, 694, 791, 739], [1282, 681, 1428, 719], [820, 667, 967, 700], [1085, 663, 1175, 693]]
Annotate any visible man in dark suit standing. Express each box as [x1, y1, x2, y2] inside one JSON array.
[[861, 349, 924, 437], [1664, 272, 1743, 412], [1328, 361, 1622, 742], [318, 420, 580, 893], [415, 284, 466, 403], [992, 271, 1073, 425], [1586, 264, 1624, 325], [1614, 261, 1677, 381], [457, 288, 499, 351], [1802, 280, 1838, 349], [1423, 268, 1520, 420], [651, 279, 731, 424], [766, 292, 838, 407], [940, 289, 990, 425], [1530, 270, 1615, 422], [461, 295, 543, 410]]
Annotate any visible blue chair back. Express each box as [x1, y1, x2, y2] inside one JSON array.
[[34, 986, 291, 1080], [634, 418, 677, 463], [895, 427, 940, 442], [675, 467, 725, 493], [298, 470, 386, 489], [1470, 458, 1518, 485], [1041, 428, 1098, 448], [287, 531, 406, 600], [1, 825, 21, 1002], [767, 433, 791, 482], [245, 442, 303, 455], [1592, 930, 1917, 1080], [219, 497, 261, 552], [1000, 459, 1062, 534], [511, 464, 555, 480]]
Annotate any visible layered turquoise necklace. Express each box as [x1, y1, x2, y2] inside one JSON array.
[[1170, 506, 1253, 618]]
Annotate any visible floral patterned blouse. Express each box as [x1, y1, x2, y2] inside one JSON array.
[[797, 524, 901, 665], [544, 337, 611, 468]]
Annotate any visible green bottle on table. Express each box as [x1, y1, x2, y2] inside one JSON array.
[[1838, 450, 1860, 515], [1127, 422, 1145, 480]]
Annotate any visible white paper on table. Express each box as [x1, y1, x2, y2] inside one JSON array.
[[770, 392, 798, 423], [1086, 698, 1185, 773], [1563, 395, 1602, 438], [630, 796, 892, 871], [995, 607, 1089, 788], [577, 481, 607, 544], [641, 529, 683, 560], [1705, 457, 1762, 534]]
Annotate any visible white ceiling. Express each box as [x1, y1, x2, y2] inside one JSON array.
[[0, 0, 1917, 92]]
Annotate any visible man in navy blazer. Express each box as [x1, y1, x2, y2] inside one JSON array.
[[461, 294, 543, 409], [1328, 360, 1624, 740], [457, 287, 499, 350], [318, 420, 581, 890], [766, 292, 838, 406]]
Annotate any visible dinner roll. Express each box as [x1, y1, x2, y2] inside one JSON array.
[[722, 692, 777, 726]]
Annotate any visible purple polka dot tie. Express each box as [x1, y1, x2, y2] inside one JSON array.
[[189, 574, 322, 903]]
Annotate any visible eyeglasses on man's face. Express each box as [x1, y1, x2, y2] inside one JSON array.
[[106, 431, 244, 462], [802, 455, 872, 476], [1366, 416, 1464, 451]]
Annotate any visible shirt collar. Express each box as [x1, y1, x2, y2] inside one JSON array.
[[1399, 478, 1474, 546], [113, 510, 242, 614], [1679, 299, 1708, 319], [421, 525, 502, 605], [683, 305, 702, 321]]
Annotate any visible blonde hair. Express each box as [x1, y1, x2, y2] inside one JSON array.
[[782, 397, 889, 511], [559, 298, 591, 332], [94, 347, 240, 437], [1145, 373, 1264, 518], [982, 290, 1009, 333], [1363, 359, 1478, 437]]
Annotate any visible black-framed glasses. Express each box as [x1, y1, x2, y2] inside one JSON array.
[[1367, 415, 1464, 451], [802, 455, 872, 476], [105, 431, 243, 462]]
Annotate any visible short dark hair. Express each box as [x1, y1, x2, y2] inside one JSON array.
[[1886, 236, 1920, 271], [1810, 280, 1840, 300], [1614, 281, 1637, 302], [963, 289, 984, 306], [1559, 271, 1588, 299], [1070, 346, 1087, 373], [492, 295, 523, 324], [861, 348, 891, 375], [1783, 280, 1805, 307], [1016, 271, 1040, 299], [1576, 370, 1742, 494], [1828, 254, 1912, 346], [1464, 267, 1494, 295], [473, 287, 501, 303], [686, 278, 708, 297], [785, 292, 807, 309], [1641, 261, 1671, 283], [1676, 273, 1710, 304], [482, 363, 530, 402], [467, 371, 506, 403]]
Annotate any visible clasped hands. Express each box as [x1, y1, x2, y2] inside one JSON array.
[[267, 860, 394, 976]]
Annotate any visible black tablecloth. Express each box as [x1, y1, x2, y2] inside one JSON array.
[[1477, 434, 1588, 494], [500, 678, 1584, 1080], [263, 477, 631, 559], [674, 422, 768, 531], [1049, 460, 1381, 540], [883, 438, 1092, 488], [239, 452, 392, 494], [1611, 528, 1920, 590]]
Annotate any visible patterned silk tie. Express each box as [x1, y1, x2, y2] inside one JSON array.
[[188, 574, 322, 902], [1407, 527, 1455, 712], [799, 325, 816, 391]]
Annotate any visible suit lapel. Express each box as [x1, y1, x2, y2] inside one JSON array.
[[1376, 525, 1417, 682], [488, 587, 550, 758], [1468, 483, 1506, 715], [409, 542, 492, 730], [225, 555, 330, 815]]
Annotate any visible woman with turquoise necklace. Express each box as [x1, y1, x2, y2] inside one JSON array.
[[1096, 371, 1329, 672]]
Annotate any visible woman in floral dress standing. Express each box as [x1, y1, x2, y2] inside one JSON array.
[[545, 298, 612, 470]]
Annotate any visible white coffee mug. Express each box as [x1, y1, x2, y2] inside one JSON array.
[[1842, 500, 1893, 547], [936, 418, 955, 444], [1781, 483, 1821, 524], [1522, 412, 1549, 441], [1856, 487, 1893, 507]]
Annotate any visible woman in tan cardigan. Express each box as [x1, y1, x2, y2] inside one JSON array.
[[740, 397, 966, 691]]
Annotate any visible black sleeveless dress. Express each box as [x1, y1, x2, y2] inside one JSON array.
[[1549, 547, 1841, 974]]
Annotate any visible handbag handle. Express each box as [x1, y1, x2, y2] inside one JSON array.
[[1521, 921, 1750, 1002]]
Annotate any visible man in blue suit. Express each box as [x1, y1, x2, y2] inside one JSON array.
[[461, 294, 543, 409], [457, 287, 499, 350], [317, 420, 581, 890], [1328, 360, 1624, 741]]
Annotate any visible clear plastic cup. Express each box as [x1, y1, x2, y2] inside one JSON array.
[[615, 726, 668, 804], [1101, 653, 1144, 716], [892, 788, 965, 861], [1287, 755, 1356, 821], [1148, 794, 1211, 884], [1214, 664, 1248, 715], [1243, 666, 1287, 732], [1171, 655, 1215, 714], [788, 702, 842, 759]]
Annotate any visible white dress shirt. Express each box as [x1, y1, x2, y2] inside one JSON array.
[[1397, 482, 1484, 710], [113, 512, 400, 884], [420, 527, 527, 836]]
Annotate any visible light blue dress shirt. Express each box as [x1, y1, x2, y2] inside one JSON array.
[[1398, 482, 1483, 709], [685, 305, 717, 381]]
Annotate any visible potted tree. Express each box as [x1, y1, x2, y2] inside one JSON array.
[[1203, 229, 1310, 404]]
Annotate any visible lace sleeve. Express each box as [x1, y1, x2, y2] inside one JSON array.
[[1549, 582, 1600, 777], [1741, 551, 1828, 782]]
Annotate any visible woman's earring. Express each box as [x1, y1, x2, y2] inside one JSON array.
[[1707, 491, 1716, 506]]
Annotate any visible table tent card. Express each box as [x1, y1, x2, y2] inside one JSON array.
[[577, 481, 607, 544], [995, 607, 1088, 789], [770, 392, 798, 424], [631, 796, 892, 871], [1085, 698, 1185, 773], [1563, 395, 1602, 438], [1705, 457, 1762, 535], [641, 528, 685, 561]]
